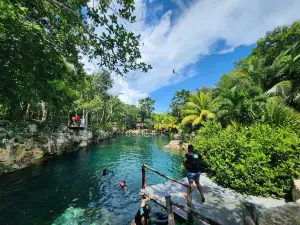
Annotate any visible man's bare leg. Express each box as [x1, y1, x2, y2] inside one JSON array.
[[196, 181, 205, 202]]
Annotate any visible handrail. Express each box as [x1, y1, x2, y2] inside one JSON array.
[[170, 199, 221, 225], [140, 191, 221, 225], [142, 164, 189, 188]]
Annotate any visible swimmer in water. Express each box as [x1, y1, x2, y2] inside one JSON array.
[[120, 180, 128, 192], [102, 168, 111, 175]]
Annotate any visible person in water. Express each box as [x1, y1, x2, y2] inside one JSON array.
[[119, 180, 128, 192], [131, 196, 151, 225], [120, 180, 126, 187], [102, 168, 111, 175], [183, 144, 205, 203]]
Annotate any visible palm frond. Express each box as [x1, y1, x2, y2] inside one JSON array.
[[265, 80, 292, 98], [181, 115, 198, 125]]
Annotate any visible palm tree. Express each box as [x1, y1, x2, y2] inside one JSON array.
[[181, 92, 215, 127], [154, 114, 166, 132], [266, 42, 300, 110], [216, 85, 266, 125], [263, 99, 300, 132]]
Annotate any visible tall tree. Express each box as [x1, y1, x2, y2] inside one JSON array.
[[169, 89, 190, 122], [138, 97, 155, 123], [0, 0, 151, 120]]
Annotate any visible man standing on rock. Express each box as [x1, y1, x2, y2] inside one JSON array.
[[183, 144, 205, 203]]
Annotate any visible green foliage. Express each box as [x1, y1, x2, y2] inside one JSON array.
[[138, 97, 155, 123], [263, 100, 300, 132], [215, 83, 267, 125], [154, 114, 178, 132], [181, 92, 215, 127], [0, 0, 151, 121], [193, 122, 300, 197], [169, 89, 190, 122]]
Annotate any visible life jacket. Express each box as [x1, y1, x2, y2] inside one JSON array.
[[186, 152, 201, 173]]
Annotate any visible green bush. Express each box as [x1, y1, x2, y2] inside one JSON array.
[[193, 121, 300, 197]]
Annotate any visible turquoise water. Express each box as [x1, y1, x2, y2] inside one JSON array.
[[0, 136, 187, 225]]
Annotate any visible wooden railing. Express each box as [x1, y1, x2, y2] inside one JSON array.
[[141, 164, 221, 225]]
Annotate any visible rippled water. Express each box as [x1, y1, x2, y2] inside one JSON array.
[[0, 136, 187, 225]]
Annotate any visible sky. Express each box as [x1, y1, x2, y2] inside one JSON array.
[[84, 0, 300, 113]]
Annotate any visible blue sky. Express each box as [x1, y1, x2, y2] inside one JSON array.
[[150, 44, 255, 113], [84, 0, 300, 112]]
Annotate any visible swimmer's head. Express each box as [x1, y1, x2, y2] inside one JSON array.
[[103, 169, 109, 175], [120, 181, 126, 187]]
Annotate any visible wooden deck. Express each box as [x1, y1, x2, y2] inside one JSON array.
[[140, 177, 286, 225], [139, 165, 286, 225], [140, 178, 229, 225]]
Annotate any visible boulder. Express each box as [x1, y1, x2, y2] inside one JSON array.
[[258, 203, 300, 225], [164, 140, 188, 151], [174, 133, 183, 140], [292, 179, 300, 202], [79, 141, 88, 148]]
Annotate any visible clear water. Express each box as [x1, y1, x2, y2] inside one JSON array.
[[0, 136, 187, 225]]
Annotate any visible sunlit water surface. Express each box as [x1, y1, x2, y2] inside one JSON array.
[[0, 136, 187, 225]]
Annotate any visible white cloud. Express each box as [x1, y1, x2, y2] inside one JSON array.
[[110, 76, 148, 105], [85, 0, 300, 105]]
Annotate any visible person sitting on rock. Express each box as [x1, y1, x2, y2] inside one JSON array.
[[183, 144, 205, 203]]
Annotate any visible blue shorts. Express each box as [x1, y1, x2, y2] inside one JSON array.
[[187, 172, 200, 183]]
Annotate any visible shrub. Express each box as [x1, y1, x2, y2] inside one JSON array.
[[193, 121, 300, 197]]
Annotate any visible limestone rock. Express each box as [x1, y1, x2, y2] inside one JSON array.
[[42, 139, 55, 154], [296, 199, 300, 205], [164, 140, 188, 151], [23, 138, 35, 150], [22, 148, 44, 164], [79, 141, 87, 148], [174, 133, 183, 140], [258, 203, 300, 225], [0, 148, 10, 164], [14, 147, 26, 162], [292, 180, 300, 202]]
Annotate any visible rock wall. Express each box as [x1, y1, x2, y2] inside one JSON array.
[[293, 179, 300, 203], [258, 203, 300, 225], [0, 123, 112, 174]]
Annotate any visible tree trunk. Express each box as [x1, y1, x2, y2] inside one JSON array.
[[25, 103, 30, 120], [41, 101, 47, 121], [100, 107, 105, 124], [86, 111, 88, 128]]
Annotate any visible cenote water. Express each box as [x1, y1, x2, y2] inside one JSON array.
[[0, 136, 187, 225]]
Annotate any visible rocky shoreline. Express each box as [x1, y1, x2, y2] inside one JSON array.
[[0, 123, 114, 175]]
